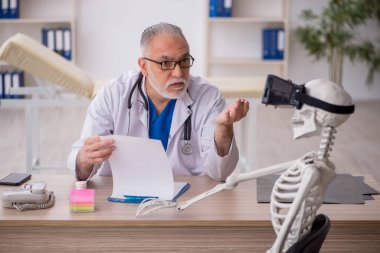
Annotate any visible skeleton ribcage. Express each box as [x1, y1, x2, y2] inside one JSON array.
[[269, 164, 324, 251]]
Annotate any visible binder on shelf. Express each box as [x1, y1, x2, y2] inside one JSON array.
[[55, 28, 64, 56], [42, 28, 56, 52], [0, 70, 4, 99], [63, 28, 72, 60], [8, 0, 19, 19], [1, 0, 9, 19], [11, 71, 24, 99], [262, 29, 270, 60], [276, 29, 285, 60], [4, 72, 11, 99], [270, 29, 277, 59], [262, 28, 284, 60], [209, 0, 219, 17], [209, 0, 232, 17], [223, 0, 233, 17]]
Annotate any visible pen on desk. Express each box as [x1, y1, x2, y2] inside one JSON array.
[[124, 195, 158, 203]]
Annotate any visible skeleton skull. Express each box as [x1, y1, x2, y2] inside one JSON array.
[[292, 79, 353, 139]]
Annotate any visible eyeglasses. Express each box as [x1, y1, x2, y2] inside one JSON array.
[[143, 55, 194, 70]]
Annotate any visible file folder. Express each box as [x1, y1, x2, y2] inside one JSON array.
[[4, 72, 11, 98], [42, 28, 56, 51], [8, 0, 18, 19], [55, 28, 64, 56], [0, 0, 3, 18], [11, 70, 23, 98], [209, 0, 225, 17], [262, 28, 284, 60], [0, 70, 4, 98], [270, 29, 277, 59], [63, 28, 72, 60], [262, 29, 270, 60], [276, 29, 285, 60], [1, 0, 8, 19], [108, 182, 190, 204], [223, 0, 232, 17]]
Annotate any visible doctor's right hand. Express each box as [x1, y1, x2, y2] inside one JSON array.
[[76, 136, 115, 180]]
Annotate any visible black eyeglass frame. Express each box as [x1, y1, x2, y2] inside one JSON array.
[[143, 55, 195, 70]]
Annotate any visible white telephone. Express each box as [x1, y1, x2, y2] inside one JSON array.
[[1, 182, 55, 211]]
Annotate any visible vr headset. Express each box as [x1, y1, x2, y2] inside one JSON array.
[[261, 75, 355, 114]]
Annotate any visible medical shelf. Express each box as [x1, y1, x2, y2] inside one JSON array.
[[0, 0, 76, 63], [208, 57, 286, 65], [0, 18, 72, 24], [203, 0, 289, 92], [208, 16, 286, 23]]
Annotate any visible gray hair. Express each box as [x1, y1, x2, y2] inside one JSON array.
[[140, 22, 188, 55]]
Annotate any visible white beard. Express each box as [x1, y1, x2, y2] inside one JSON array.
[[146, 66, 188, 99]]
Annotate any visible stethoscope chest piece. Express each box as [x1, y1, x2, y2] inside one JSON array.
[[182, 142, 193, 155]]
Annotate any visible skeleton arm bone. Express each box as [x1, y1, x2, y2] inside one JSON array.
[[177, 159, 297, 211], [227, 160, 297, 187], [136, 159, 297, 216]]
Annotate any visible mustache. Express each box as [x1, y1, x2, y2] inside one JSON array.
[[166, 78, 188, 87]]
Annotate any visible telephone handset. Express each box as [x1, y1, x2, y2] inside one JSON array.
[[1, 182, 55, 211]]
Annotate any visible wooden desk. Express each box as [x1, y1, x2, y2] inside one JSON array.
[[0, 174, 379, 252]]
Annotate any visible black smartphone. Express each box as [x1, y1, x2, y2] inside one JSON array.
[[0, 173, 31, 186]]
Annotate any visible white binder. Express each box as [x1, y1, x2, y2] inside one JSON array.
[[63, 28, 72, 60], [55, 29, 64, 55]]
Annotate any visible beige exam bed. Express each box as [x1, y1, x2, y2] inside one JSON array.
[[0, 33, 101, 99]]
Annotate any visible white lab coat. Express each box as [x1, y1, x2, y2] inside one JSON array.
[[67, 71, 239, 181]]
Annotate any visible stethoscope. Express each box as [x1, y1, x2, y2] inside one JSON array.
[[127, 72, 193, 155]]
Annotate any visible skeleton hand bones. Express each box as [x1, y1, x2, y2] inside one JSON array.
[[136, 180, 234, 216]]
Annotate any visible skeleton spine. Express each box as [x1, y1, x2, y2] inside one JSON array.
[[317, 126, 336, 159]]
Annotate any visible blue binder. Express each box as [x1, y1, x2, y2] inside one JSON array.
[[8, 0, 19, 19], [1, 0, 9, 19], [275, 28, 285, 60], [209, 0, 225, 17], [262, 28, 285, 60], [0, 70, 4, 99], [209, 0, 218, 17], [223, 0, 232, 17], [262, 29, 270, 60], [3, 72, 12, 99], [55, 28, 64, 56], [42, 28, 56, 51], [11, 71, 24, 99], [63, 28, 72, 60]]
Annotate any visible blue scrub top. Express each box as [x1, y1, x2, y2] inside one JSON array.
[[148, 97, 176, 150]]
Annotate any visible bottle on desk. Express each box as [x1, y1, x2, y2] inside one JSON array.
[[69, 181, 95, 213]]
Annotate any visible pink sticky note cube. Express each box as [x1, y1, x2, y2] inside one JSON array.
[[70, 189, 95, 212]]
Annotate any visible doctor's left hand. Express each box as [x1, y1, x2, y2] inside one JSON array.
[[214, 99, 249, 156], [216, 98, 250, 126]]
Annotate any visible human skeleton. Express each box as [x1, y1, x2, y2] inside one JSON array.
[[137, 78, 354, 253]]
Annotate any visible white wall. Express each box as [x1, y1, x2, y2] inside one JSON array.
[[76, 0, 380, 100], [76, 0, 204, 79]]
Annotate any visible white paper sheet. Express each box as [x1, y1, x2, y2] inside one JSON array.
[[102, 135, 175, 200]]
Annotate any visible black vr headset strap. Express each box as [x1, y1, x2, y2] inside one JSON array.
[[297, 93, 355, 114]]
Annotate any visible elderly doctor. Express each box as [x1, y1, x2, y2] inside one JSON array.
[[67, 22, 249, 182]]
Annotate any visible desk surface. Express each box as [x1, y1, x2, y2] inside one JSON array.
[[0, 174, 379, 227], [1, 174, 380, 253]]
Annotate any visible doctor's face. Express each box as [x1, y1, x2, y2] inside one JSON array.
[[141, 34, 190, 99]]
